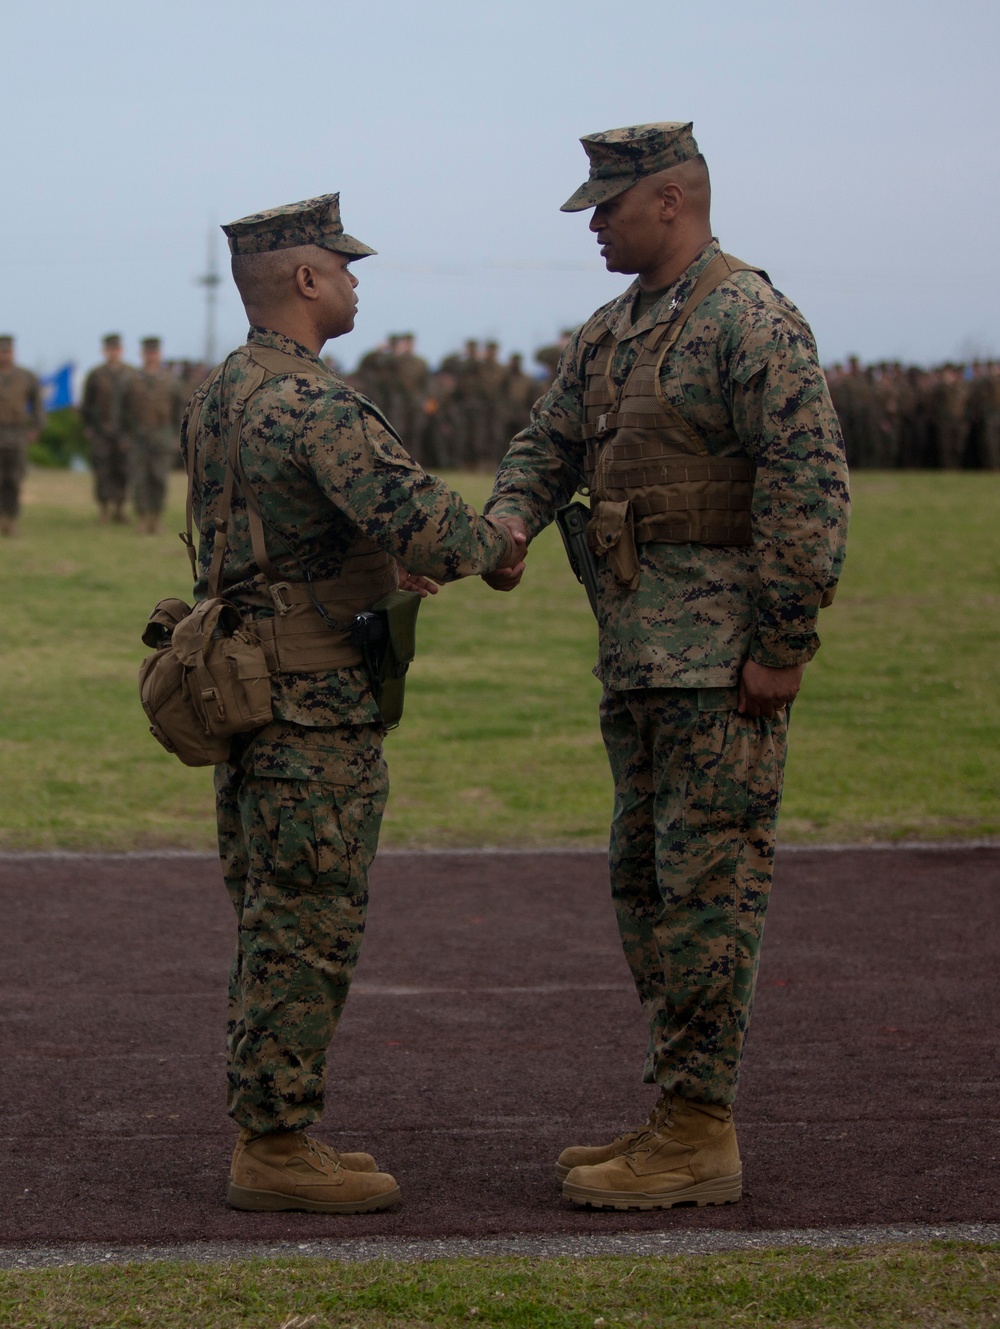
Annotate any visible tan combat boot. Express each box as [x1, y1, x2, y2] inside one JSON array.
[[227, 1128, 400, 1213], [555, 1094, 672, 1181], [562, 1095, 742, 1210]]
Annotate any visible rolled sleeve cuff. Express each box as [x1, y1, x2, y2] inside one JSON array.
[[483, 517, 516, 571], [750, 631, 820, 669]]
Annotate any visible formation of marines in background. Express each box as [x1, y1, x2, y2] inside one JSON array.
[[352, 332, 567, 469], [1, 330, 998, 541], [827, 357, 1000, 469]]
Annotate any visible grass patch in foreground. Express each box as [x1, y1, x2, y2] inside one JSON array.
[[1, 1245, 998, 1328], [0, 469, 997, 849]]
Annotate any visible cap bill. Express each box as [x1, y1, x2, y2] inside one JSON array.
[[560, 175, 636, 213], [325, 232, 377, 258]]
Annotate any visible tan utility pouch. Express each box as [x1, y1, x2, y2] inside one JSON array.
[[138, 597, 272, 766], [137, 359, 277, 766], [587, 499, 640, 590]]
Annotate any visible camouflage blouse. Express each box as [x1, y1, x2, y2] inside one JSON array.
[[182, 327, 512, 725], [487, 240, 850, 689]]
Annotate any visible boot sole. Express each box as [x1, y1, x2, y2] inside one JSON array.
[[227, 1181, 401, 1214], [563, 1171, 742, 1210]]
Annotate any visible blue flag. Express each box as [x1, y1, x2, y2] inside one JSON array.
[[41, 363, 74, 410]]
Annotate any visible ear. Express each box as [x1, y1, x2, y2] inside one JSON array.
[[294, 264, 320, 301], [658, 182, 684, 222]]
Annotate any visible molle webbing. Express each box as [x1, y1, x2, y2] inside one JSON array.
[[183, 344, 397, 673], [580, 252, 764, 563]]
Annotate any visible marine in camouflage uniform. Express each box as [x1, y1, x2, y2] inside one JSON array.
[[81, 333, 134, 522], [122, 337, 186, 532], [383, 333, 431, 465], [184, 194, 520, 1213], [486, 123, 849, 1209], [500, 352, 540, 445], [0, 335, 46, 537]]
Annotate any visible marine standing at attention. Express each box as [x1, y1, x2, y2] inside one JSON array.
[[122, 336, 186, 533], [183, 194, 524, 1214], [0, 334, 46, 538], [485, 123, 850, 1209], [81, 333, 134, 524]]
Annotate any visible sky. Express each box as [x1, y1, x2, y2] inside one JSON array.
[[2, 0, 997, 381]]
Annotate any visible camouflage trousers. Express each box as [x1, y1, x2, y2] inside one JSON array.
[[89, 431, 130, 506], [600, 686, 788, 1107], [0, 438, 28, 518], [129, 433, 175, 516], [215, 718, 388, 1133]]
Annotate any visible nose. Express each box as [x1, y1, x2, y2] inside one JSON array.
[[349, 271, 359, 289], [589, 208, 605, 233]]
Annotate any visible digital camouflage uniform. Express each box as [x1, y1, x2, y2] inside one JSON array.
[[184, 315, 513, 1133], [81, 357, 134, 511], [122, 361, 186, 517], [488, 234, 850, 1107], [384, 342, 431, 466], [0, 354, 45, 522]]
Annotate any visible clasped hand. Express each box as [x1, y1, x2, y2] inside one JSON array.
[[396, 516, 528, 598], [482, 515, 529, 592]]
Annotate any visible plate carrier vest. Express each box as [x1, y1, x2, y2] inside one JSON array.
[[579, 251, 765, 589]]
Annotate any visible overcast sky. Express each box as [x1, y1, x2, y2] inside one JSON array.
[[2, 0, 997, 379]]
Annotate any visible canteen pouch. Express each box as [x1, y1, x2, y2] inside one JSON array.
[[349, 589, 421, 729], [138, 596, 273, 767]]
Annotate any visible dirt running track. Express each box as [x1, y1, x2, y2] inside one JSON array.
[[1, 846, 998, 1249]]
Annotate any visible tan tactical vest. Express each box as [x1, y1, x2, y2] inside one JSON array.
[[580, 251, 765, 588], [184, 343, 397, 674]]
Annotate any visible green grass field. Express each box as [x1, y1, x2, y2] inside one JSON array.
[[2, 1245, 998, 1328], [2, 473, 997, 1316], [0, 469, 997, 850]]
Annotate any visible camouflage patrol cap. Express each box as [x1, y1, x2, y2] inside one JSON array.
[[560, 122, 700, 212], [222, 193, 376, 259], [141, 336, 161, 350], [0, 335, 13, 348], [102, 333, 122, 348]]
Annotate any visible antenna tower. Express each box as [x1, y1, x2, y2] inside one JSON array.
[[197, 228, 222, 365]]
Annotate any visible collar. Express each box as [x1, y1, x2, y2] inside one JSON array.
[[247, 325, 326, 367], [604, 238, 721, 343]]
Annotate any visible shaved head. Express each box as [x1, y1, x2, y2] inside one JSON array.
[[638, 154, 711, 220], [231, 244, 325, 315], [228, 242, 360, 350]]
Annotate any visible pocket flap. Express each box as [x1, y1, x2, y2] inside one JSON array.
[[250, 739, 356, 785]]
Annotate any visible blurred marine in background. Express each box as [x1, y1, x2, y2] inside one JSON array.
[[122, 336, 186, 533], [81, 333, 134, 523], [487, 121, 851, 1211], [0, 334, 45, 537]]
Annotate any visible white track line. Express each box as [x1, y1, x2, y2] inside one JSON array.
[[1, 1224, 998, 1269]]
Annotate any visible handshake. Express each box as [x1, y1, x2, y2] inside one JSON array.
[[482, 515, 529, 593], [395, 515, 529, 600]]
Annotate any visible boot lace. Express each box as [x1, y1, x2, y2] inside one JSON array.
[[625, 1093, 677, 1156], [302, 1134, 343, 1174]]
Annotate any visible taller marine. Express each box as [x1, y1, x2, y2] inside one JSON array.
[[486, 122, 850, 1208]]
